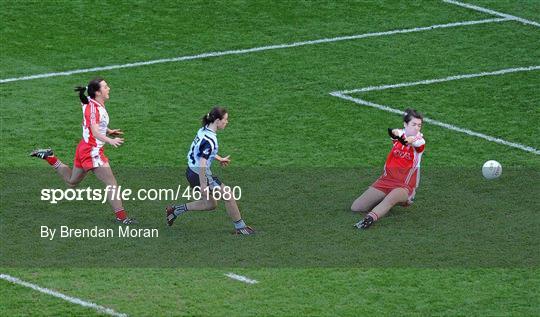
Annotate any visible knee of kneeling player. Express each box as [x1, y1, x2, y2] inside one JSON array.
[[204, 200, 218, 211], [351, 204, 367, 213], [66, 181, 79, 188]]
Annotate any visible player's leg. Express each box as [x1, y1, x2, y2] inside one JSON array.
[[351, 187, 386, 213], [166, 194, 218, 226], [65, 167, 87, 188], [170, 179, 222, 212], [50, 162, 86, 188], [216, 184, 240, 220], [166, 168, 218, 226], [397, 188, 415, 207], [185, 196, 218, 211], [30, 148, 81, 186], [181, 170, 219, 211], [185, 167, 217, 210], [63, 148, 88, 188], [93, 163, 136, 224], [355, 187, 408, 229], [216, 182, 255, 235], [166, 176, 254, 234], [370, 187, 408, 219]]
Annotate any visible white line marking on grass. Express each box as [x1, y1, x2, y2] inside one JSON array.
[[444, 0, 540, 28], [225, 273, 258, 284], [340, 65, 540, 94], [331, 93, 540, 155], [330, 66, 540, 155], [0, 274, 128, 317], [0, 18, 508, 84]]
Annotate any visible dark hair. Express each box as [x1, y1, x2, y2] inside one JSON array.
[[74, 77, 104, 104], [202, 106, 228, 126], [403, 108, 423, 123]]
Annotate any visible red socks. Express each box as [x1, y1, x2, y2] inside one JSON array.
[[367, 212, 379, 221], [45, 156, 57, 165], [45, 156, 62, 169], [115, 209, 127, 221]]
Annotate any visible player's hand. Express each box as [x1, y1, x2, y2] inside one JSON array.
[[387, 128, 396, 139], [108, 129, 123, 136], [388, 128, 407, 145], [404, 136, 415, 145], [108, 138, 124, 148], [387, 128, 399, 139], [219, 155, 231, 167]]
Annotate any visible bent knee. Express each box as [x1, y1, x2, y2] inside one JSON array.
[[66, 181, 80, 188], [204, 200, 218, 211], [351, 205, 369, 213]]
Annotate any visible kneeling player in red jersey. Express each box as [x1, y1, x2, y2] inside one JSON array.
[[351, 108, 425, 229]]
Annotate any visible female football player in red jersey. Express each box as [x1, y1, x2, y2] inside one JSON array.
[[30, 77, 137, 224], [351, 108, 425, 229]]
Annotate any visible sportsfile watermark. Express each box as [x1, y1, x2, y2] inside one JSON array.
[[40, 185, 242, 204]]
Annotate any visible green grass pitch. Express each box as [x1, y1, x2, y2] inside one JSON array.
[[1, 0, 539, 316]]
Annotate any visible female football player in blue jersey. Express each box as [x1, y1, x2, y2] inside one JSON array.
[[165, 106, 255, 235]]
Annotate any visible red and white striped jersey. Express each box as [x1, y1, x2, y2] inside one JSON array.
[[81, 98, 109, 148], [382, 129, 425, 189]]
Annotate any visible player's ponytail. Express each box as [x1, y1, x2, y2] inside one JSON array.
[[75, 77, 105, 104], [403, 108, 423, 123], [202, 106, 228, 126]]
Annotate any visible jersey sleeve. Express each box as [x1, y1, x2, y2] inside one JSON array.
[[197, 139, 213, 159]]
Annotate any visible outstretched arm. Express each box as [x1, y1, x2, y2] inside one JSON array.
[[216, 154, 231, 167]]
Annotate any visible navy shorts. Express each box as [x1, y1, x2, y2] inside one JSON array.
[[185, 167, 222, 189]]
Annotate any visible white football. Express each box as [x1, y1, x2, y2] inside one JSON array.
[[482, 160, 502, 180]]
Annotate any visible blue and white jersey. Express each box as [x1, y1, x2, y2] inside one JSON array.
[[187, 126, 218, 177]]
